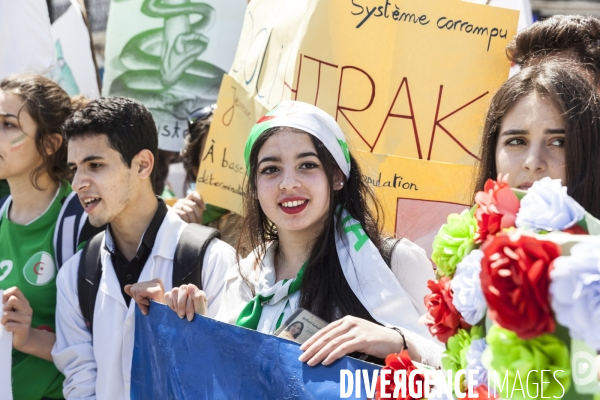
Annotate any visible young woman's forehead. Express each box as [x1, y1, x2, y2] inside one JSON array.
[[259, 130, 317, 156], [0, 91, 26, 115]]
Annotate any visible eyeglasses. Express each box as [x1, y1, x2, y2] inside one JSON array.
[[187, 104, 216, 132]]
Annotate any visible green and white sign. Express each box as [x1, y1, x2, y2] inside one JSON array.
[[102, 0, 246, 151]]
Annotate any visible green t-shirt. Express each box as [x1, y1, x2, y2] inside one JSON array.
[[0, 184, 71, 399]]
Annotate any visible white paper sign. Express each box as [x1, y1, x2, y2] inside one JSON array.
[[102, 0, 247, 151], [0, 290, 13, 400], [50, 0, 101, 99], [0, 0, 55, 80]]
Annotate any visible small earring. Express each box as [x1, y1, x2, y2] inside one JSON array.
[[338, 181, 344, 187]]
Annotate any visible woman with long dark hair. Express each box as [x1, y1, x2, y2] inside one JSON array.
[[132, 101, 442, 366], [474, 59, 600, 218], [0, 74, 99, 399]]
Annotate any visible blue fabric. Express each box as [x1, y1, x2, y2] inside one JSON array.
[[131, 303, 380, 399]]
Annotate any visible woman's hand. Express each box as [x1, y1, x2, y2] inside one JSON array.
[[298, 316, 417, 366], [165, 284, 207, 321], [1, 287, 33, 350], [1, 287, 55, 361], [124, 278, 166, 316], [171, 191, 206, 224]]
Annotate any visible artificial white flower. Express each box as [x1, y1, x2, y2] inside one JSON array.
[[451, 250, 486, 325], [515, 177, 585, 232], [466, 338, 489, 391], [550, 242, 600, 350]]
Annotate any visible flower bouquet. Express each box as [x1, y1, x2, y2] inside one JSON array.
[[376, 176, 600, 400]]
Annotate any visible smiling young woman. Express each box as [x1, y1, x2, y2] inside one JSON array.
[[130, 101, 443, 368], [474, 59, 600, 218]]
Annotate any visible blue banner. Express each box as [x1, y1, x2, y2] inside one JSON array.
[[131, 303, 380, 399]]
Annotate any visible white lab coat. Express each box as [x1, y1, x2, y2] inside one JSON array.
[[52, 209, 236, 400]]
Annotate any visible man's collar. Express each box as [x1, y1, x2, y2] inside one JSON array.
[[104, 197, 168, 259]]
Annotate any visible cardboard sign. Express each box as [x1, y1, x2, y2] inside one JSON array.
[[102, 0, 246, 151], [198, 0, 518, 245]]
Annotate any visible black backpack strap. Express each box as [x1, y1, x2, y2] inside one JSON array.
[[381, 237, 400, 268], [0, 195, 8, 213], [54, 191, 86, 267], [0, 195, 10, 225], [172, 224, 221, 289], [77, 231, 105, 334]]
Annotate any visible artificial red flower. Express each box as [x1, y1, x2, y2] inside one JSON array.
[[422, 278, 470, 343], [480, 231, 560, 339], [474, 175, 520, 243], [375, 350, 424, 400], [562, 224, 588, 235]]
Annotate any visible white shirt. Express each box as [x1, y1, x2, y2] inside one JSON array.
[[215, 238, 443, 367], [52, 209, 236, 400]]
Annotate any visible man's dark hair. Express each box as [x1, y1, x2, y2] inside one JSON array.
[[507, 15, 600, 83], [62, 96, 159, 182]]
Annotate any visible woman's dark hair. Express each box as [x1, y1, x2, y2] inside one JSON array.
[[239, 127, 386, 324], [0, 74, 74, 189], [154, 150, 180, 195], [507, 15, 600, 85], [474, 59, 600, 218], [181, 116, 212, 187], [285, 321, 304, 339]]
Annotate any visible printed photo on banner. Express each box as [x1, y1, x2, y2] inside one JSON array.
[[274, 308, 328, 344]]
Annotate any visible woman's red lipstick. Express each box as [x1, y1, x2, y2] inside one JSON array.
[[279, 198, 308, 215]]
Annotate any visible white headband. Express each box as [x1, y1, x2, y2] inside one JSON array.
[[244, 101, 351, 179]]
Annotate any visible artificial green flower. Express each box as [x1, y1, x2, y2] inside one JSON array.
[[442, 326, 485, 373], [482, 325, 571, 400], [432, 209, 478, 277]]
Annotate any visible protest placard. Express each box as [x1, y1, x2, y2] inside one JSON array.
[[131, 303, 380, 399], [0, 0, 54, 80], [197, 0, 519, 247], [102, 0, 246, 151], [50, 0, 101, 99], [0, 290, 13, 400], [464, 0, 533, 32]]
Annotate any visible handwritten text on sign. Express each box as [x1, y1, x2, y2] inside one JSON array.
[[198, 0, 518, 234]]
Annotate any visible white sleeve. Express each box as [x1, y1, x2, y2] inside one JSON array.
[[390, 238, 435, 316], [201, 238, 237, 318], [51, 252, 97, 400], [390, 239, 444, 368]]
